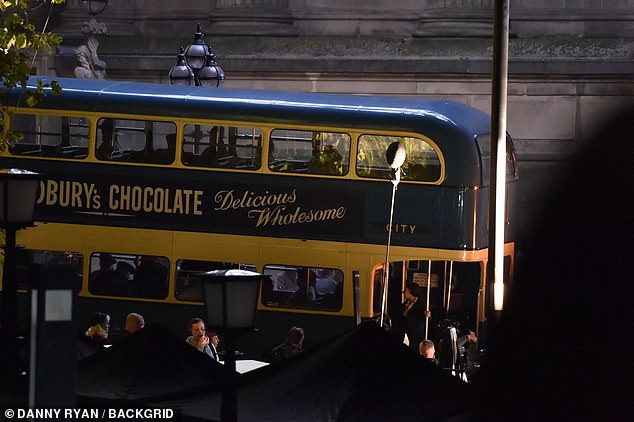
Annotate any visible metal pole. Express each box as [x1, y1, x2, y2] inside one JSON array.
[[1, 226, 19, 373], [424, 260, 431, 339], [488, 0, 510, 312], [446, 261, 454, 317], [379, 181, 398, 328], [380, 142, 405, 328], [221, 333, 237, 422], [353, 271, 361, 325], [219, 281, 237, 422]]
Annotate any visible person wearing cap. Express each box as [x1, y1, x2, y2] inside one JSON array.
[[85, 312, 111, 345]]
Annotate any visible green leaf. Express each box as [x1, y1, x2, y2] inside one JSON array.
[[15, 33, 26, 49], [0, 0, 66, 150], [51, 81, 62, 94], [25, 92, 38, 107]]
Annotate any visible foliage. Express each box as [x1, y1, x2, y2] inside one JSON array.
[[1, 0, 64, 150]]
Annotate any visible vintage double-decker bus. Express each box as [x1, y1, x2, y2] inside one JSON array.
[[0, 76, 517, 357]]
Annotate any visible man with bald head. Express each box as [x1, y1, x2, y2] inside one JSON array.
[[124, 313, 145, 333], [109, 312, 145, 344]]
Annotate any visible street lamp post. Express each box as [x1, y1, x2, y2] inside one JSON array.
[[0, 169, 41, 376], [200, 269, 263, 422], [169, 24, 225, 87], [379, 142, 406, 329], [168, 47, 194, 86]]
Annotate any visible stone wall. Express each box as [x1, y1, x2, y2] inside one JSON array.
[[45, 0, 634, 247]]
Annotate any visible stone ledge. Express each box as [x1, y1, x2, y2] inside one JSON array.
[[90, 35, 634, 58], [53, 35, 634, 78]]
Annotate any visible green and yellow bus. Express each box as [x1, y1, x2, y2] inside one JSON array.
[[0, 76, 518, 357]]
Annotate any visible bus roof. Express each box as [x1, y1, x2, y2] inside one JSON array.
[[3, 76, 501, 186]]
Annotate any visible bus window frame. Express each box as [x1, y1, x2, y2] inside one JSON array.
[[180, 122, 263, 170], [268, 128, 351, 176], [95, 117, 177, 164], [7, 111, 91, 159], [356, 133, 443, 182], [88, 252, 170, 300], [261, 263, 344, 312]]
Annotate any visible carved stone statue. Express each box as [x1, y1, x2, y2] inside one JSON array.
[[74, 45, 96, 78], [74, 16, 107, 79]]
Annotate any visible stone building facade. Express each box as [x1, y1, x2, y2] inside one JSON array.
[[43, 0, 634, 247]]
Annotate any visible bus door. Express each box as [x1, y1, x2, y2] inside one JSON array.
[[371, 260, 482, 342]]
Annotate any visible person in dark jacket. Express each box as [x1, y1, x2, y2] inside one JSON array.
[[266, 326, 305, 364], [401, 281, 429, 353], [84, 312, 110, 345]]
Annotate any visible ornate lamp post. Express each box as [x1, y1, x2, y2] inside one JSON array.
[[198, 47, 226, 87], [79, 0, 108, 15], [168, 47, 195, 86], [200, 269, 264, 422], [0, 169, 41, 375], [169, 24, 225, 87]]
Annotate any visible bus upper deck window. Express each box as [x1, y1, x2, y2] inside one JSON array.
[[181, 124, 262, 170], [95, 118, 177, 164], [356, 135, 441, 182], [269, 129, 350, 176], [7, 113, 89, 159]]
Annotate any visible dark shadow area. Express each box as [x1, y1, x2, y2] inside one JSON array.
[[78, 321, 473, 421], [473, 105, 634, 421], [77, 323, 225, 402]]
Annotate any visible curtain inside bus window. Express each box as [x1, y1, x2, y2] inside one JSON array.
[[181, 124, 262, 170], [88, 252, 169, 299], [261, 264, 344, 311], [95, 118, 176, 164], [268, 129, 350, 176], [356, 135, 440, 182], [7, 113, 89, 159], [174, 259, 256, 302]]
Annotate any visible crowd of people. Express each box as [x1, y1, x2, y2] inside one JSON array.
[[82, 303, 474, 383], [83, 268, 474, 375], [379, 280, 482, 381], [81, 311, 306, 366], [83, 311, 145, 346], [82, 277, 472, 372]]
